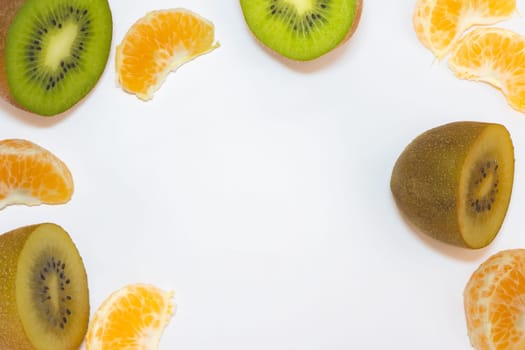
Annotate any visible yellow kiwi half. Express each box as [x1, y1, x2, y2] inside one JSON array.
[[0, 223, 89, 349], [390, 121, 515, 249]]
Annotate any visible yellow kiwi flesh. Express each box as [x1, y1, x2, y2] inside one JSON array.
[[0, 223, 89, 350], [390, 121, 514, 249]]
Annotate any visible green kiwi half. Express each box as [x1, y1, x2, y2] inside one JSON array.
[[0, 223, 89, 350], [240, 0, 362, 61], [390, 121, 515, 249], [0, 0, 112, 116]]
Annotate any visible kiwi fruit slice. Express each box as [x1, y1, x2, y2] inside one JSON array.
[[239, 0, 362, 61], [390, 121, 514, 249], [0, 223, 89, 349], [0, 0, 112, 116]]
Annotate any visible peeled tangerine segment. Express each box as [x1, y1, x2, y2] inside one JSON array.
[[413, 0, 516, 59], [390, 121, 514, 249], [465, 249, 525, 350], [0, 223, 89, 350], [449, 27, 525, 113], [0, 139, 74, 210], [86, 284, 175, 349], [115, 8, 219, 100]]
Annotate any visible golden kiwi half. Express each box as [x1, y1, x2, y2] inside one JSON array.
[[0, 223, 89, 350], [390, 121, 515, 249]]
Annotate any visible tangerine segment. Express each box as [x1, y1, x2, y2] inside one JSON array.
[[465, 249, 525, 350], [413, 0, 516, 59], [116, 8, 219, 100], [449, 27, 525, 113], [86, 284, 175, 350], [0, 139, 73, 209]]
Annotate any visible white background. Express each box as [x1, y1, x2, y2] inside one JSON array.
[[2, 1, 525, 349]]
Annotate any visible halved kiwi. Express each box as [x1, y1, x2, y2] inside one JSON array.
[[390, 121, 515, 249], [0, 0, 112, 116], [0, 223, 89, 349], [239, 0, 362, 61]]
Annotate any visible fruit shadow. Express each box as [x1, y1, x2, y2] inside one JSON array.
[[393, 205, 490, 262], [0, 98, 71, 127], [255, 37, 358, 73]]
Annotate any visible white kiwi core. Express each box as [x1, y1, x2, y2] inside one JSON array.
[[44, 21, 78, 70], [283, 0, 314, 15]]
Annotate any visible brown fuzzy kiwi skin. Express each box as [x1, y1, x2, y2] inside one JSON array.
[[0, 224, 40, 350], [390, 121, 513, 248], [243, 0, 363, 62], [0, 0, 24, 108]]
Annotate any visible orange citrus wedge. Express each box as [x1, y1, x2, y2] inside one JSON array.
[[115, 8, 219, 100], [85, 284, 175, 349], [413, 0, 516, 59], [449, 27, 525, 113], [0, 139, 73, 209], [464, 249, 525, 350]]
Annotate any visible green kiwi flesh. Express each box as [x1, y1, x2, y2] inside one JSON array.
[[240, 0, 362, 61], [390, 121, 514, 249], [1, 0, 112, 116], [0, 223, 89, 349]]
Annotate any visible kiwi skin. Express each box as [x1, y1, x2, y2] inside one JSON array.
[[240, 0, 363, 61], [0, 223, 89, 350], [390, 121, 514, 249], [0, 0, 24, 106]]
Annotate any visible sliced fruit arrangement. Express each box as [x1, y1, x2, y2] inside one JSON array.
[[0, 0, 113, 116], [464, 249, 525, 350], [449, 27, 525, 114], [390, 121, 514, 249], [0, 223, 89, 350], [413, 0, 516, 59], [116, 9, 219, 101], [239, 0, 362, 61], [0, 139, 74, 210], [86, 283, 175, 349]]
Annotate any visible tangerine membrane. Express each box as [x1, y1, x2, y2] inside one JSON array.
[[413, 0, 516, 59], [465, 249, 525, 350], [449, 27, 525, 113]]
